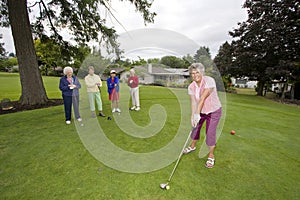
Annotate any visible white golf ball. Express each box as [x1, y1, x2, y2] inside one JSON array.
[[166, 185, 170, 190]]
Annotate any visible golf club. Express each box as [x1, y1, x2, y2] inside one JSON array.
[[72, 89, 84, 126], [160, 129, 194, 190]]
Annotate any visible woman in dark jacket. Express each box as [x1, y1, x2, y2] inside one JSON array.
[[59, 66, 82, 124]]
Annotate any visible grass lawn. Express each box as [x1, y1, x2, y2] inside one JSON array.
[[235, 87, 257, 95], [0, 72, 299, 199]]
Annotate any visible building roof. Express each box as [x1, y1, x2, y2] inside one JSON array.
[[133, 65, 189, 76]]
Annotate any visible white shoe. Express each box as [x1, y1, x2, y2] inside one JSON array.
[[135, 107, 140, 111], [66, 120, 71, 125], [116, 108, 121, 113], [130, 106, 136, 110], [77, 118, 82, 122], [112, 108, 116, 113]]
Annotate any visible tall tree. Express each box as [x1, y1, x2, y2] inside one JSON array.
[[1, 0, 156, 105], [35, 38, 90, 76], [193, 46, 211, 61], [7, 0, 48, 104], [214, 41, 234, 76], [230, 0, 300, 96], [193, 46, 213, 70]]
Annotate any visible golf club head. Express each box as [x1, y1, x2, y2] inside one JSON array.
[[159, 183, 168, 189]]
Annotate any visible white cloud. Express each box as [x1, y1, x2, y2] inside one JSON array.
[[0, 0, 247, 58]]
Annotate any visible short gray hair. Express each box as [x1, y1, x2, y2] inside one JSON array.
[[63, 66, 73, 75], [129, 68, 135, 75], [188, 63, 205, 75], [88, 66, 94, 71]]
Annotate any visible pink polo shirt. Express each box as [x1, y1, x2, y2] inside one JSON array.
[[188, 76, 221, 114]]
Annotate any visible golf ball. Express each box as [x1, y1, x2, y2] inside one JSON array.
[[166, 185, 170, 190]]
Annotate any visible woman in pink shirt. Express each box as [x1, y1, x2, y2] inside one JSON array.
[[183, 63, 222, 168]]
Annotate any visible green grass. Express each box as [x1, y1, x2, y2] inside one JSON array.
[[0, 72, 61, 100], [0, 72, 300, 199], [235, 87, 257, 95]]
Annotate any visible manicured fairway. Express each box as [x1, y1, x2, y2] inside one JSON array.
[[0, 73, 299, 199]]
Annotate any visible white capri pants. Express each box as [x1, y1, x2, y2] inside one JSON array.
[[130, 87, 140, 107]]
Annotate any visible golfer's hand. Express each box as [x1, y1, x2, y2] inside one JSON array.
[[192, 114, 201, 127], [129, 80, 133, 84]]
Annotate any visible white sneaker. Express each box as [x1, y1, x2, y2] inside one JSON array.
[[66, 120, 71, 125], [112, 108, 116, 113], [116, 108, 121, 113], [135, 107, 140, 111], [77, 118, 82, 122], [130, 106, 136, 110]]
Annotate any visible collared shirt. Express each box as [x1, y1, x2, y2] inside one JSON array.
[[128, 75, 139, 88], [188, 76, 221, 114], [84, 74, 102, 93]]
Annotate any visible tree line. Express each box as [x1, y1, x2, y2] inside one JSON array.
[[1, 0, 299, 105]]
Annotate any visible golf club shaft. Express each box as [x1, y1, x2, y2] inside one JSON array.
[[73, 92, 83, 125], [167, 130, 192, 182]]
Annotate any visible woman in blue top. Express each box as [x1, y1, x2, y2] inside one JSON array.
[[59, 66, 82, 124], [107, 69, 121, 113]]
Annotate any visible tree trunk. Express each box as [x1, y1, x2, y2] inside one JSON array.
[[281, 82, 288, 100], [7, 0, 48, 105], [290, 84, 294, 100], [256, 80, 265, 96]]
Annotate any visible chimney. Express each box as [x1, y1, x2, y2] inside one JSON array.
[[148, 63, 152, 74]]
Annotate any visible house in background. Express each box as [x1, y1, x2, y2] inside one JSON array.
[[231, 77, 257, 88], [120, 64, 190, 87]]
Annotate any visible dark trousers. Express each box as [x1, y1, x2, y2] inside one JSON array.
[[63, 95, 81, 121]]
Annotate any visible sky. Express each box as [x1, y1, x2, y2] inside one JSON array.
[[0, 0, 248, 59]]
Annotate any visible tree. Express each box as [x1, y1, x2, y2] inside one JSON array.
[[34, 38, 62, 75], [229, 0, 300, 96], [193, 46, 211, 62], [6, 1, 48, 105], [160, 56, 186, 68], [193, 46, 214, 70], [182, 54, 193, 66], [77, 53, 111, 79], [214, 41, 235, 91], [132, 56, 147, 66], [34, 38, 90, 76], [0, 34, 6, 57], [0, 0, 156, 105], [214, 41, 234, 76], [147, 58, 160, 64], [0, 57, 18, 71]]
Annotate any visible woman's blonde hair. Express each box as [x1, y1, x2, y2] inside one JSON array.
[[188, 63, 205, 75], [63, 66, 73, 75]]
